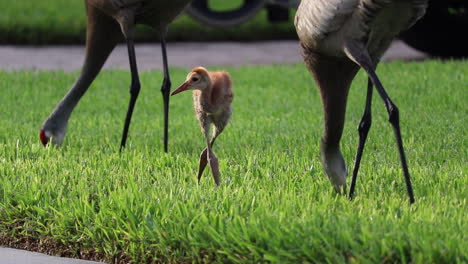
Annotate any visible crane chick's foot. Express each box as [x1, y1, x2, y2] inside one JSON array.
[[321, 141, 347, 194], [197, 148, 208, 182], [39, 128, 66, 147], [208, 152, 220, 186]]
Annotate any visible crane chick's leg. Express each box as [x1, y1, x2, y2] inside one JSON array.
[[349, 78, 373, 199], [207, 142, 220, 186], [197, 148, 208, 182], [160, 28, 171, 153], [119, 19, 141, 151], [197, 138, 214, 182], [197, 129, 221, 183], [345, 42, 415, 203], [198, 121, 220, 186], [40, 5, 120, 146]]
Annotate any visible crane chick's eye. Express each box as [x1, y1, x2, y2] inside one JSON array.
[[191, 77, 199, 82]]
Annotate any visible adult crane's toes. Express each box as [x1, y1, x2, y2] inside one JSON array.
[[39, 129, 50, 146]]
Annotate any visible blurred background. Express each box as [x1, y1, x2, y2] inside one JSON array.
[[0, 0, 467, 57]]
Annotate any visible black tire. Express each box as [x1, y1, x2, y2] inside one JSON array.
[[266, 4, 290, 23], [186, 0, 266, 27], [401, 0, 468, 58]]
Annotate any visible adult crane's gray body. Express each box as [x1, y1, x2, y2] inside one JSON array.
[[295, 0, 427, 202], [40, 0, 191, 151], [87, 0, 189, 28], [295, 0, 427, 59]]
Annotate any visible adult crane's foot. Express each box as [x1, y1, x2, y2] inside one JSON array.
[[197, 148, 208, 182], [208, 152, 220, 186]]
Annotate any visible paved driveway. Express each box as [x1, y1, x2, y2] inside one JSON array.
[[0, 40, 427, 72]]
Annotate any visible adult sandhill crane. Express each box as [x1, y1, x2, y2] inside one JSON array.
[[39, 0, 191, 152], [171, 67, 234, 185], [295, 0, 427, 203]]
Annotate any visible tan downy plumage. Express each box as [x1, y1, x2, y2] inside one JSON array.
[[295, 0, 427, 202], [40, 0, 191, 152], [172, 67, 234, 185]]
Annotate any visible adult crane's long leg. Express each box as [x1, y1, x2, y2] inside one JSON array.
[[345, 42, 415, 203], [366, 69, 414, 203], [349, 78, 373, 199], [160, 29, 171, 153], [120, 37, 141, 151]]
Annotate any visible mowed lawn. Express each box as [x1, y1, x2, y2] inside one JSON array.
[[0, 0, 296, 44], [0, 61, 466, 263]]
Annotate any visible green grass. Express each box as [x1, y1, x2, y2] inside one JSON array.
[[0, 61, 467, 263], [0, 0, 296, 44]]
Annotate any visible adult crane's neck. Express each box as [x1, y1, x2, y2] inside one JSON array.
[[304, 51, 359, 149]]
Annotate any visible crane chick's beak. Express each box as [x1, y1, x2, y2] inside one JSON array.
[[171, 82, 190, 96]]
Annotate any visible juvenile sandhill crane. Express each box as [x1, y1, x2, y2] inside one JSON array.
[[39, 0, 191, 152], [295, 0, 427, 203], [171, 67, 234, 185]]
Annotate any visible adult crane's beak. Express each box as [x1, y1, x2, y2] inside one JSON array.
[[171, 82, 190, 96]]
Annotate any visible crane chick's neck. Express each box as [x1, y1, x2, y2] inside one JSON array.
[[193, 82, 211, 93], [192, 84, 212, 102], [192, 77, 220, 113]]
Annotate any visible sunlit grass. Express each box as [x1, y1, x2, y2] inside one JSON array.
[[209, 0, 244, 11], [0, 61, 467, 263], [0, 0, 296, 44]]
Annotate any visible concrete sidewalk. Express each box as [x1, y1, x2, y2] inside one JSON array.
[[0, 40, 427, 72], [0, 248, 104, 264]]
